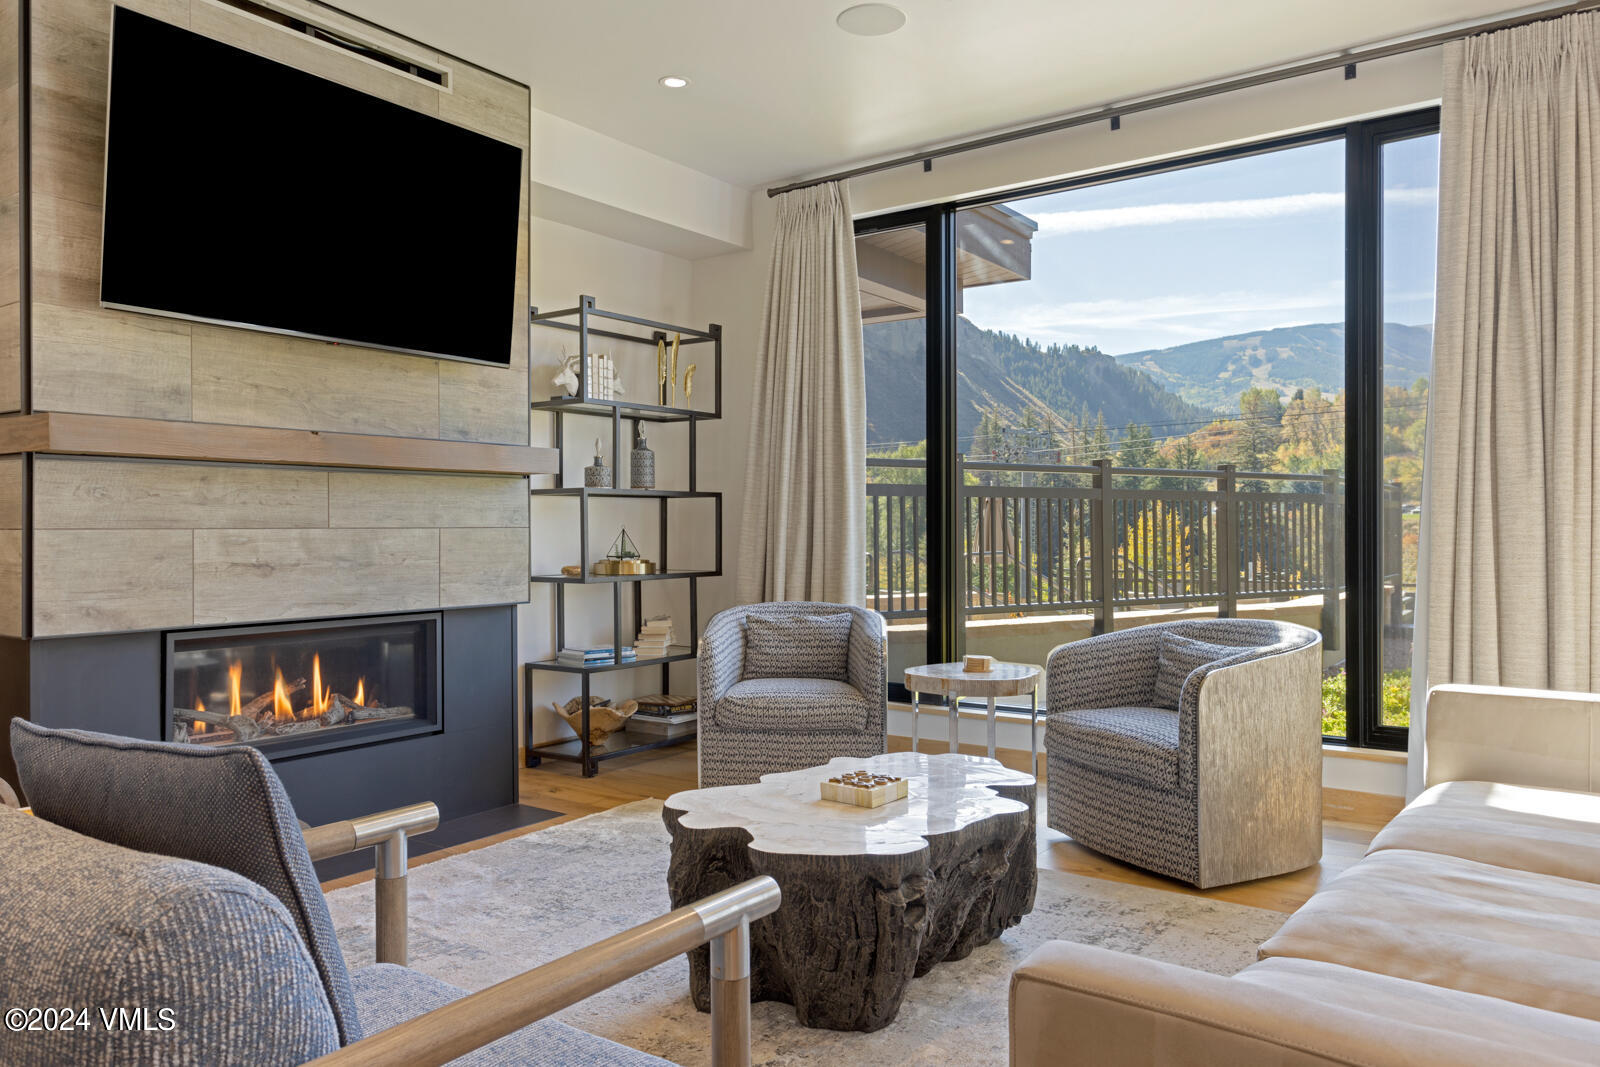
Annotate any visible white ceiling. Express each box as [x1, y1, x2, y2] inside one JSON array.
[[339, 0, 1537, 189]]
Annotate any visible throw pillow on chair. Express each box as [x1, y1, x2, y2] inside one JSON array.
[[742, 612, 852, 681]]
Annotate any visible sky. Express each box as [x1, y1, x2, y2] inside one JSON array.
[[960, 134, 1440, 356]]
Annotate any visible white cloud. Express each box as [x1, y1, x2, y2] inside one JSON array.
[[968, 285, 1350, 349], [1031, 187, 1434, 235], [999, 286, 1344, 330]]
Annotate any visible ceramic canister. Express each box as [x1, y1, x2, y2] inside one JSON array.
[[630, 426, 655, 489]]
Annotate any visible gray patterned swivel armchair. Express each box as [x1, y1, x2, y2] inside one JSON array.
[[697, 602, 888, 786], [1044, 619, 1323, 888]]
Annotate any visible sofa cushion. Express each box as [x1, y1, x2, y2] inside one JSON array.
[[742, 612, 851, 682], [1258, 847, 1600, 1021], [0, 804, 340, 1066], [715, 678, 869, 733], [1048, 706, 1180, 789], [1368, 780, 1600, 883], [1151, 633, 1240, 710], [10, 719, 362, 1044], [350, 964, 673, 1066], [1234, 956, 1600, 1065]]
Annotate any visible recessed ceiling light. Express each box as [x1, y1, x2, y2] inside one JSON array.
[[836, 3, 906, 36], [999, 238, 1015, 245], [659, 75, 690, 89]]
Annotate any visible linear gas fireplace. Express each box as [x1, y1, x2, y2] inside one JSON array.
[[164, 614, 442, 759]]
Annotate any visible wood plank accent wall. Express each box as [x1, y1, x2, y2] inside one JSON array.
[[0, 0, 19, 415], [31, 456, 530, 636], [27, 0, 532, 446], [0, 455, 21, 636]]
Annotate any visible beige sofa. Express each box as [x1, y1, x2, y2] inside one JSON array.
[[1010, 683, 1600, 1066]]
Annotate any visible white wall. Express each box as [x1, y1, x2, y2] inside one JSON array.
[[688, 196, 778, 626], [529, 109, 752, 259], [848, 48, 1443, 216], [521, 217, 699, 744]]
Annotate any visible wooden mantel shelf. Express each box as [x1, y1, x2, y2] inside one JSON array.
[[0, 412, 558, 476]]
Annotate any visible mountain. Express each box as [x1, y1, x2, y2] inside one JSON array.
[[864, 317, 1217, 449], [1113, 322, 1434, 410]]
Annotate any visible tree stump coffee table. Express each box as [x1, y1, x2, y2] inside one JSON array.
[[662, 752, 1036, 1032]]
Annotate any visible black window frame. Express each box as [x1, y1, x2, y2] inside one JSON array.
[[858, 106, 1439, 749]]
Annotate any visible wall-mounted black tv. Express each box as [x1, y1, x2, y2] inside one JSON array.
[[100, 7, 523, 367]]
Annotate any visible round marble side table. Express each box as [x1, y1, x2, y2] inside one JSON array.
[[903, 661, 1044, 774]]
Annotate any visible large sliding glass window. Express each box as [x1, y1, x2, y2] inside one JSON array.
[[952, 141, 1346, 718], [1374, 122, 1441, 742], [859, 111, 1439, 748], [857, 221, 930, 689]]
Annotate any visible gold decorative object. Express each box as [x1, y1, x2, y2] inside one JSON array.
[[683, 363, 697, 408], [553, 696, 638, 745], [668, 332, 681, 407], [657, 338, 668, 405], [591, 527, 654, 575]]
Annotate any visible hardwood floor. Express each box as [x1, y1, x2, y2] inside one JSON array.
[[513, 741, 1385, 914], [328, 740, 1389, 914]]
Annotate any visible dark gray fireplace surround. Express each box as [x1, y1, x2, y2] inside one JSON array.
[[0, 606, 516, 826]]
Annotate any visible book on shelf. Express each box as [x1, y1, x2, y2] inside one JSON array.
[[556, 647, 635, 665], [631, 710, 697, 725], [635, 693, 695, 711], [627, 716, 696, 738]]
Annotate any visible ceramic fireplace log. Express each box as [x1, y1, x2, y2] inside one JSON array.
[[174, 697, 414, 741], [176, 707, 234, 729], [240, 677, 307, 721], [171, 707, 258, 741], [341, 699, 415, 722]]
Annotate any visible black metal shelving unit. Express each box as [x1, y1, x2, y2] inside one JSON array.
[[524, 296, 722, 776]]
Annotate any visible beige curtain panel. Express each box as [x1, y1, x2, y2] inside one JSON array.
[[736, 182, 866, 605], [1424, 11, 1600, 695]]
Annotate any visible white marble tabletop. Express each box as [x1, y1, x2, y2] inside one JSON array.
[[903, 660, 1041, 697], [664, 752, 1035, 857]]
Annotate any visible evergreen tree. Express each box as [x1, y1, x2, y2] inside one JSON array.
[[1233, 387, 1286, 472]]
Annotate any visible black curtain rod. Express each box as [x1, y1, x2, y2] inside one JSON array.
[[766, 0, 1599, 198]]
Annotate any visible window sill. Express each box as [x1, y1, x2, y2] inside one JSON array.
[[1321, 743, 1406, 764], [895, 702, 1410, 762]]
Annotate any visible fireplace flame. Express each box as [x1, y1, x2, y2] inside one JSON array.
[[310, 654, 332, 718], [228, 663, 242, 718], [194, 652, 391, 742], [272, 669, 295, 723]]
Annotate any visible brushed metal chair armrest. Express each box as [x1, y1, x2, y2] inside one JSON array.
[[308, 876, 782, 1067], [303, 802, 440, 965]]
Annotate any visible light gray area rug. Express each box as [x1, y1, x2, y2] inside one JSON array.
[[329, 799, 1284, 1066]]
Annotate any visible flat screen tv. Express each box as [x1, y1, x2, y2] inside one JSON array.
[[100, 8, 524, 367]]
